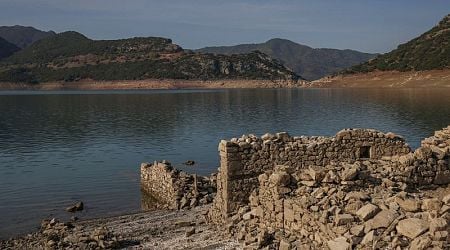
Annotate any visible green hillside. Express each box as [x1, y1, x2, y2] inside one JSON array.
[[196, 38, 376, 80], [348, 14, 450, 73], [0, 32, 299, 84]]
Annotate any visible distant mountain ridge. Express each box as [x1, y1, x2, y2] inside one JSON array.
[[347, 14, 450, 73], [196, 38, 376, 80], [0, 31, 299, 84], [0, 37, 20, 59], [0, 25, 56, 48]]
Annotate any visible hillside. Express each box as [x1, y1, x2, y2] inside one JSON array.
[[196, 38, 376, 80], [0, 32, 299, 84], [0, 25, 55, 48], [347, 14, 450, 73], [0, 37, 20, 59]]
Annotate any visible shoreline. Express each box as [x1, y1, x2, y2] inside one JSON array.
[[1, 70, 450, 90], [0, 205, 240, 249], [311, 69, 450, 88], [0, 79, 305, 91]]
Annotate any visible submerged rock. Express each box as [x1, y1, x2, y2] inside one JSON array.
[[66, 201, 84, 213]]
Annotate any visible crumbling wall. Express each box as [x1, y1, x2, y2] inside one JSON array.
[[393, 125, 450, 186], [210, 129, 411, 222], [141, 161, 216, 210], [141, 161, 181, 209]]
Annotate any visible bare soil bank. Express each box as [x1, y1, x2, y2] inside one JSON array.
[[0, 79, 304, 90], [311, 70, 450, 88]]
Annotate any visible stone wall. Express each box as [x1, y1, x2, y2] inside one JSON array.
[[230, 163, 449, 249], [210, 129, 412, 222], [141, 161, 216, 210]]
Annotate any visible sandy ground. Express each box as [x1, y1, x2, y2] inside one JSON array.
[[0, 79, 304, 90], [311, 69, 450, 88]]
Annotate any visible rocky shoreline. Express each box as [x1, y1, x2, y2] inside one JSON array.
[[0, 206, 239, 250]]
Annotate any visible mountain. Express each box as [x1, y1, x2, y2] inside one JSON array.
[[0, 25, 56, 48], [196, 38, 376, 80], [0, 37, 20, 59], [347, 14, 450, 73], [0, 31, 299, 84]]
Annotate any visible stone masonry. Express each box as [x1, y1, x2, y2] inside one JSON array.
[[207, 126, 450, 249], [209, 128, 413, 223], [141, 161, 216, 210]]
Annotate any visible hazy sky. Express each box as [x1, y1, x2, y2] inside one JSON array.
[[0, 0, 448, 53]]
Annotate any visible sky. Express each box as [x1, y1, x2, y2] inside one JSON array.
[[0, 0, 449, 53]]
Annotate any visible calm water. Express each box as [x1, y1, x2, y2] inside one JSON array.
[[1, 88, 450, 238]]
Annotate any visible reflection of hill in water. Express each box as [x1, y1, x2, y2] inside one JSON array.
[[0, 89, 449, 152]]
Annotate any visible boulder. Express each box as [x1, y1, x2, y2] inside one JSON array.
[[429, 218, 448, 233], [66, 202, 84, 213], [421, 198, 442, 211], [335, 214, 354, 226], [396, 198, 421, 212], [327, 237, 351, 250], [341, 167, 359, 181], [360, 230, 374, 245], [279, 239, 291, 250], [396, 218, 429, 239], [269, 172, 291, 186], [368, 210, 398, 229], [442, 193, 450, 204], [409, 235, 432, 250], [356, 203, 380, 221]]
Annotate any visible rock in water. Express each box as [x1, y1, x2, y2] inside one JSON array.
[[184, 160, 195, 166], [66, 201, 84, 212]]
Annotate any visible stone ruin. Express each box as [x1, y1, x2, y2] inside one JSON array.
[[141, 126, 450, 249], [140, 160, 216, 210]]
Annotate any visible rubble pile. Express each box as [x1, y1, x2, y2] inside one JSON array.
[[1, 219, 119, 250], [223, 164, 449, 249]]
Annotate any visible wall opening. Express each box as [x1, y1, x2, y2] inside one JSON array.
[[359, 146, 371, 159]]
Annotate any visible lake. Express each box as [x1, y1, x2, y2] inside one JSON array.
[[1, 88, 450, 239]]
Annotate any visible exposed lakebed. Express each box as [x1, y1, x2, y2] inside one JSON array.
[[0, 88, 449, 239]]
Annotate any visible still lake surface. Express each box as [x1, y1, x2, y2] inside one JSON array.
[[1, 88, 450, 238]]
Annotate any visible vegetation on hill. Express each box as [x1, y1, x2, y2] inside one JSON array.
[[347, 14, 450, 73], [0, 25, 56, 48], [0, 32, 299, 84], [196, 38, 376, 80], [0, 37, 20, 59]]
